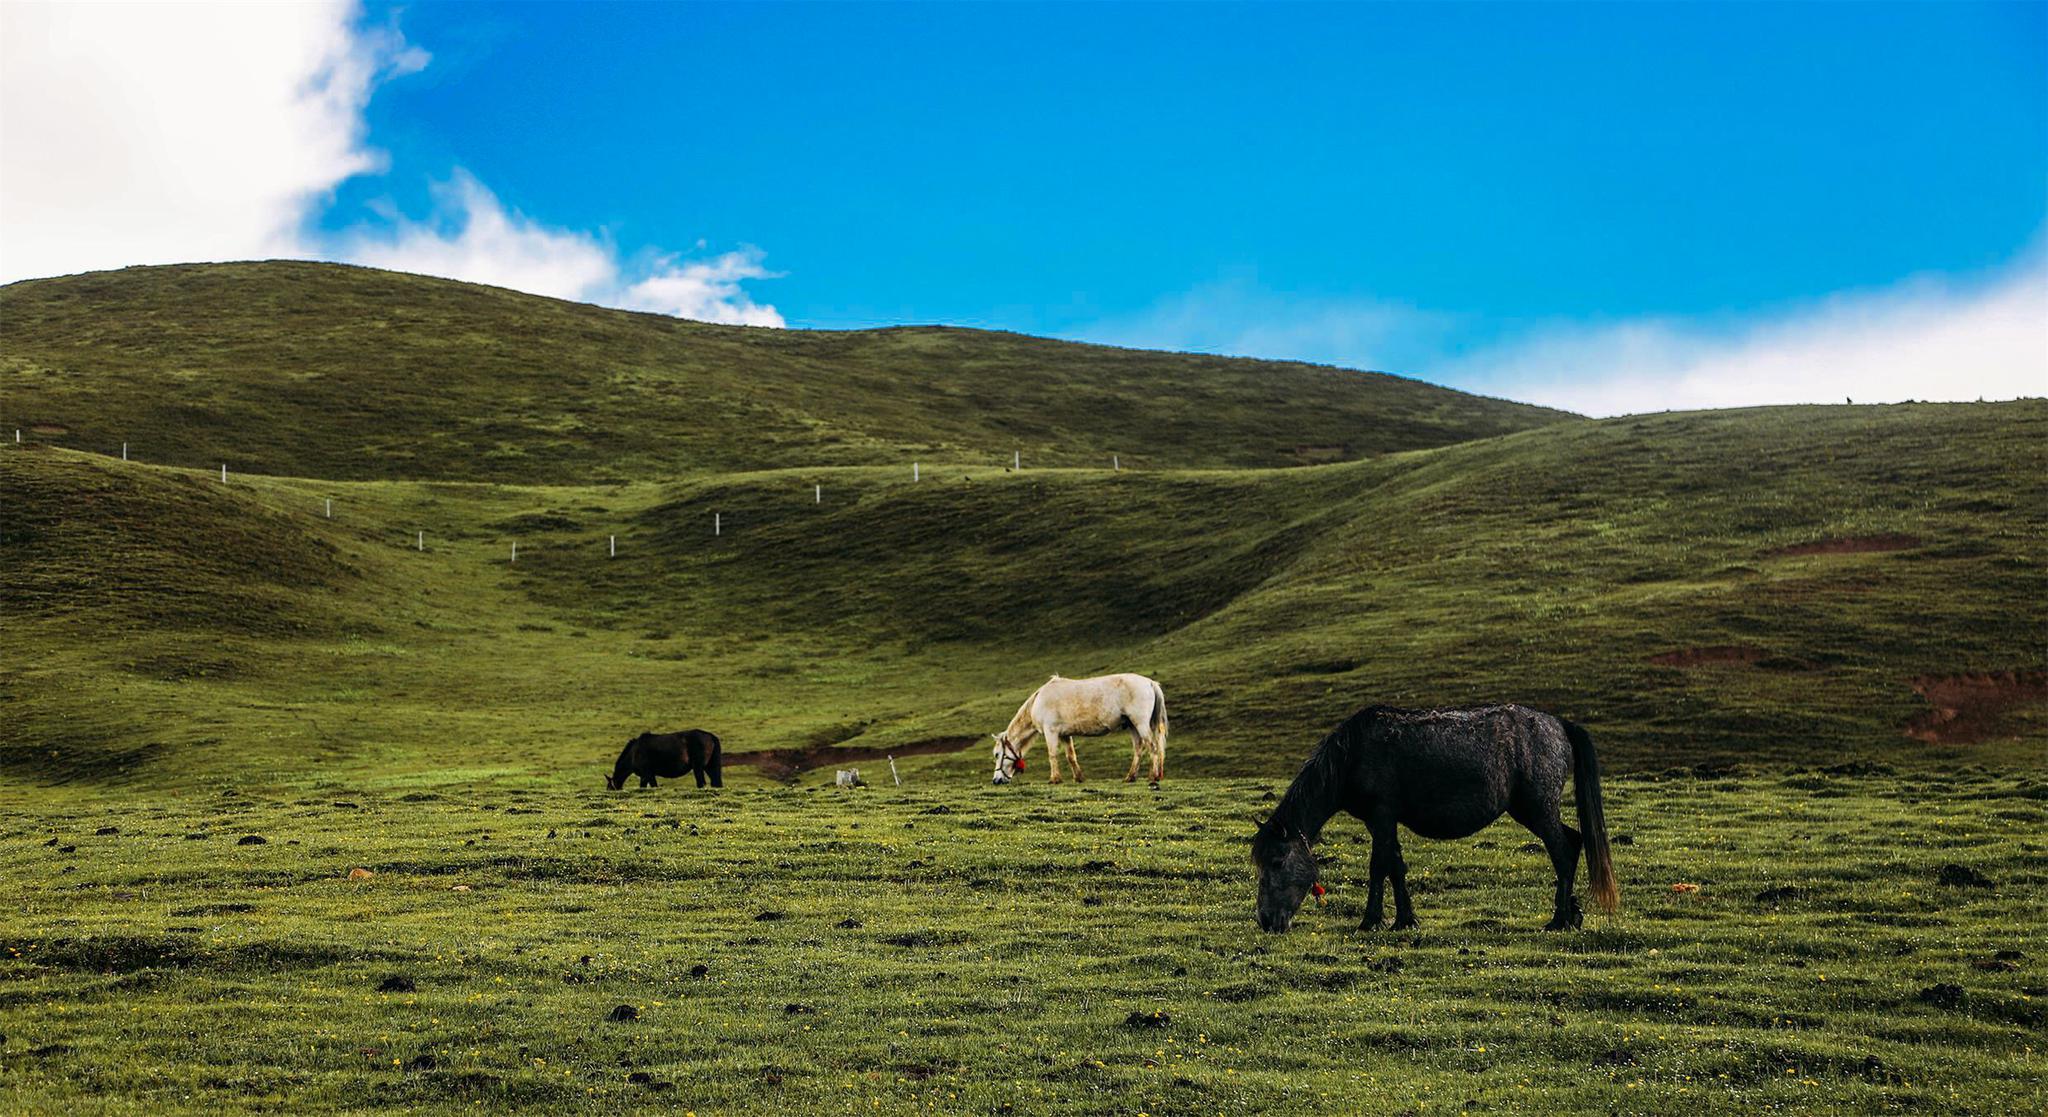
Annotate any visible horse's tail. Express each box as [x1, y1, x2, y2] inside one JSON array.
[[1562, 718, 1619, 914], [1148, 680, 1168, 743]]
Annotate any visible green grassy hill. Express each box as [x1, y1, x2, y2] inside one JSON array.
[[3, 264, 2043, 1117], [4, 399, 2041, 785], [0, 262, 1567, 482]]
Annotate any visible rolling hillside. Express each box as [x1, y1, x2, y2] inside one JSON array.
[[3, 394, 2041, 785], [0, 262, 1568, 482]]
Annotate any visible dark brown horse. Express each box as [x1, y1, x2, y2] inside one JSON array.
[[607, 730, 722, 790], [1252, 704, 1617, 933]]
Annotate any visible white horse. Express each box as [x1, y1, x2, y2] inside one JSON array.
[[991, 673, 1167, 786]]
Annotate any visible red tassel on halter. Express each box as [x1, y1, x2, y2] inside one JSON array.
[[1311, 882, 1327, 905], [1015, 759, 1025, 771]]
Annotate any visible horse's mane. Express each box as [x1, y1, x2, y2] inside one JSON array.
[[1268, 706, 1400, 844]]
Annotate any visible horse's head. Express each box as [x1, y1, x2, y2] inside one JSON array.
[[990, 734, 1026, 784], [606, 733, 650, 790], [1250, 815, 1318, 933]]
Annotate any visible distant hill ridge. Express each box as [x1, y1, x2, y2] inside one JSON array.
[[0, 262, 1571, 483]]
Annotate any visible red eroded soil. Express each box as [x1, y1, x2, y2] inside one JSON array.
[[1903, 670, 2048, 744], [1766, 534, 1922, 558], [1649, 646, 1765, 668], [728, 736, 980, 781]]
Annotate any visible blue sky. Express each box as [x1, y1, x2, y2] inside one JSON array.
[[4, 2, 2044, 412]]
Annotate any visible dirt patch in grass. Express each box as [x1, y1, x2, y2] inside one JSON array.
[[1649, 646, 1765, 668], [728, 735, 980, 781], [1903, 670, 2048, 744], [1766, 534, 1921, 558]]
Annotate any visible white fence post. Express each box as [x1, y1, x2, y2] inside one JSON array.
[[221, 463, 228, 483], [609, 535, 616, 558], [888, 755, 901, 786], [416, 531, 423, 551], [815, 483, 821, 504], [714, 512, 721, 536], [913, 462, 920, 482], [1013, 449, 1021, 470], [121, 442, 128, 461], [324, 498, 332, 518], [511, 541, 517, 564], [1113, 454, 1119, 471]]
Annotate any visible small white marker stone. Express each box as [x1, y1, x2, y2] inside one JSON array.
[[714, 512, 721, 536], [913, 462, 920, 482], [221, 463, 228, 483], [122, 442, 128, 461], [1113, 454, 1119, 471], [815, 483, 822, 503], [511, 541, 517, 563], [1014, 449, 1021, 469], [324, 498, 332, 518], [417, 531, 424, 551], [609, 535, 616, 557]]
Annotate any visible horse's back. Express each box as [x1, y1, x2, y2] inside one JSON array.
[[1033, 672, 1160, 732], [1355, 705, 1567, 837], [638, 729, 717, 773]]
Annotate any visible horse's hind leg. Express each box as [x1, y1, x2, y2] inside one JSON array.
[[1125, 728, 1142, 782], [708, 754, 723, 788], [1384, 828, 1418, 931], [694, 765, 708, 789], [1065, 736, 1084, 783], [1512, 800, 1583, 931]]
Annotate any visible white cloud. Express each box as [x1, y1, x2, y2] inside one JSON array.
[[0, 1, 780, 326], [338, 172, 620, 304], [1077, 255, 2047, 416], [340, 173, 785, 326], [617, 249, 784, 327], [0, 0, 420, 283], [1077, 275, 1455, 374], [1446, 253, 2048, 416]]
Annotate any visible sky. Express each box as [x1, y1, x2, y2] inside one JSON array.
[[2, 2, 2043, 415]]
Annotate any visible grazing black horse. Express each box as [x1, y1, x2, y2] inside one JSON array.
[[607, 730, 723, 790], [1252, 704, 1617, 933]]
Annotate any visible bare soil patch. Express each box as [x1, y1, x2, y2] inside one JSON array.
[[727, 735, 980, 781], [1903, 670, 2048, 744], [1766, 534, 1921, 558]]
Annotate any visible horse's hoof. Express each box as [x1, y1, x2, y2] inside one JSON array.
[[1148, 780, 1161, 790], [1390, 918, 1419, 932], [1124, 774, 1136, 783]]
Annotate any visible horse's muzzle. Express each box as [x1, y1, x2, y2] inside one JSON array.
[[992, 775, 1010, 785]]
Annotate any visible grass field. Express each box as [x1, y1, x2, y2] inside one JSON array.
[[3, 771, 2042, 1115], [2, 263, 2043, 1113]]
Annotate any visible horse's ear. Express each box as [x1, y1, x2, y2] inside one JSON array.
[[1250, 813, 1268, 830]]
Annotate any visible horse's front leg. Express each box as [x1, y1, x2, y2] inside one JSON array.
[[1044, 735, 1063, 784]]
